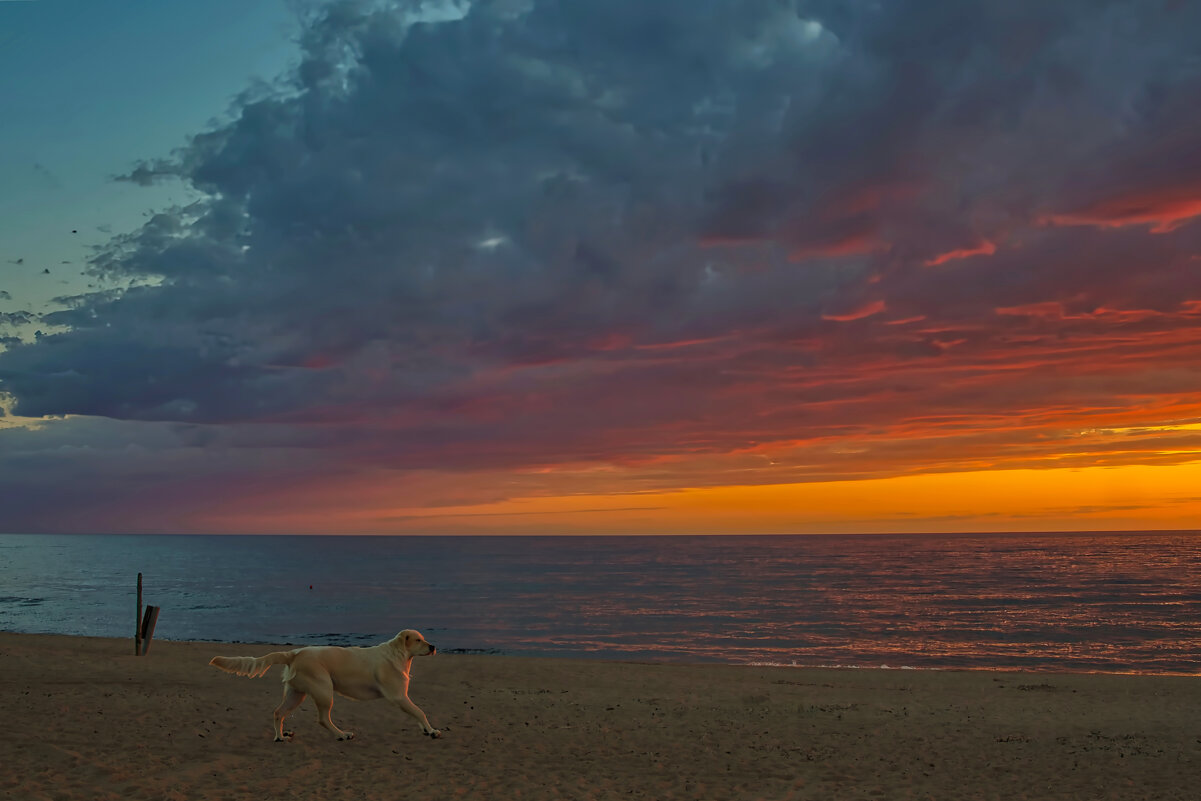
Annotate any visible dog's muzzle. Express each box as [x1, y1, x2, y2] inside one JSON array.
[[428, 644, 436, 655]]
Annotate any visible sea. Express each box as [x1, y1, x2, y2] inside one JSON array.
[[1, 532, 1199, 675]]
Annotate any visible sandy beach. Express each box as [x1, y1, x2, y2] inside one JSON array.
[[2, 633, 1198, 800]]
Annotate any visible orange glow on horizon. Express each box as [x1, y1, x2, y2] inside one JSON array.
[[204, 458, 1201, 536]]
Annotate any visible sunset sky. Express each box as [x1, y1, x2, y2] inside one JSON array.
[[2, 0, 1201, 535]]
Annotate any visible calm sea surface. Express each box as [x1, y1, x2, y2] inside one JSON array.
[[1, 532, 1199, 674]]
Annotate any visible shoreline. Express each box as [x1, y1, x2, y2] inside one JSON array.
[[5, 627, 1195, 678], [4, 632, 1200, 800]]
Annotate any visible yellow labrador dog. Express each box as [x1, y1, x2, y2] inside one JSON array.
[[209, 629, 440, 742]]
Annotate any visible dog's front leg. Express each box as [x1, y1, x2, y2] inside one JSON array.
[[389, 694, 441, 738]]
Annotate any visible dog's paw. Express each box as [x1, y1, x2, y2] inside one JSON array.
[[274, 731, 294, 743], [426, 729, 442, 739], [337, 731, 356, 741]]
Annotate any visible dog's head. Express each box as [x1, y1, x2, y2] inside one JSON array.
[[398, 628, 436, 657]]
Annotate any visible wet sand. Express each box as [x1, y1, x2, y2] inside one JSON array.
[[2, 632, 1198, 800]]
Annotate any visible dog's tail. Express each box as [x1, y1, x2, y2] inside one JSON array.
[[208, 650, 296, 678]]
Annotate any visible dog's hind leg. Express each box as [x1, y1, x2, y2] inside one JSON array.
[[273, 687, 306, 742], [310, 691, 354, 741]]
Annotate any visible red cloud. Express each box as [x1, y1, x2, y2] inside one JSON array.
[[790, 231, 885, 262], [994, 301, 1197, 324], [1041, 184, 1201, 234], [822, 299, 887, 322], [924, 239, 997, 266], [787, 182, 919, 262]]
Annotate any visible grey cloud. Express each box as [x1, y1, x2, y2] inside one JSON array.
[[0, 311, 36, 326], [8, 0, 859, 425], [114, 158, 184, 187], [0, 415, 343, 532]]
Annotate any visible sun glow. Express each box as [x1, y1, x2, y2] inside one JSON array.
[[205, 459, 1201, 535]]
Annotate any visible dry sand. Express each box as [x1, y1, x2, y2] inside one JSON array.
[[2, 633, 1199, 800]]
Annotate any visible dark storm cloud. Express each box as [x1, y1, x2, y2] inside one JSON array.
[[5, 0, 860, 424], [2, 0, 1201, 530]]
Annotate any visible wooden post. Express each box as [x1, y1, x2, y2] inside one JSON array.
[[136, 573, 143, 656], [139, 606, 160, 655]]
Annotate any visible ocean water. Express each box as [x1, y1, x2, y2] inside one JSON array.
[[1, 532, 1199, 675]]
